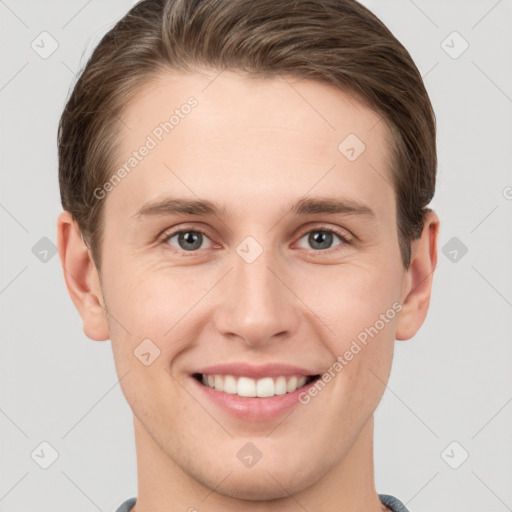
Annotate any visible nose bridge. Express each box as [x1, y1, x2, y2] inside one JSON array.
[[214, 238, 298, 345]]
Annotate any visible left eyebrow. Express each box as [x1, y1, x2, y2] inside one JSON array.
[[131, 195, 376, 221], [290, 196, 376, 218]]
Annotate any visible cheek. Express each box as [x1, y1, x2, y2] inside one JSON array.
[[103, 254, 196, 336], [103, 263, 211, 380], [297, 260, 401, 345], [103, 269, 189, 412], [296, 261, 400, 408]]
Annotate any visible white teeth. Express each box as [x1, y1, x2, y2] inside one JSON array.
[[256, 377, 274, 397], [223, 375, 238, 394], [286, 376, 298, 393], [200, 374, 313, 397], [274, 376, 287, 395], [238, 377, 257, 397], [214, 375, 224, 392]]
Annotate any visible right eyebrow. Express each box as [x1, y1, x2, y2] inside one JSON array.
[[132, 197, 229, 220]]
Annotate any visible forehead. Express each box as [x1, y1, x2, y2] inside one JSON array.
[[106, 69, 395, 223]]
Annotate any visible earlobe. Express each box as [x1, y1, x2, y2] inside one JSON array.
[[56, 211, 110, 341], [395, 210, 440, 341]]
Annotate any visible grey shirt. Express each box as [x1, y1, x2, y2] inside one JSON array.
[[116, 494, 410, 511]]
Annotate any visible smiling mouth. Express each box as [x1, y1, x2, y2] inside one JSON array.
[[192, 373, 320, 398]]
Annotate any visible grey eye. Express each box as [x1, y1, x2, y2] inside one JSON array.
[[296, 230, 343, 251], [167, 230, 210, 251]]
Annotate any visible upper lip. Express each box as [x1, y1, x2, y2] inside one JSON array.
[[194, 363, 320, 379]]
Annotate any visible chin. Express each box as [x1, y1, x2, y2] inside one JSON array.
[[211, 470, 300, 501], [191, 457, 319, 501]]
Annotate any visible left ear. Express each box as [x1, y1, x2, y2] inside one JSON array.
[[396, 210, 440, 340]]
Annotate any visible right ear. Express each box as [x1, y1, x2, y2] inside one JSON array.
[[56, 211, 110, 341]]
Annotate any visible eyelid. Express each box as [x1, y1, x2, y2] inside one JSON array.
[[294, 223, 354, 244], [159, 225, 215, 247], [158, 222, 354, 253]]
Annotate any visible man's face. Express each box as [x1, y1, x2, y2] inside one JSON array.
[[96, 70, 407, 498]]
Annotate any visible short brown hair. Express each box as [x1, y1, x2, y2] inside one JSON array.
[[58, 0, 436, 270]]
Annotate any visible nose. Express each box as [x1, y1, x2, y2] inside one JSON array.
[[213, 245, 300, 348]]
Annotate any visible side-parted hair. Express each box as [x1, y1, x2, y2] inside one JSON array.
[[58, 0, 436, 270]]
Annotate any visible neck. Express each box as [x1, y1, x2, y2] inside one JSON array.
[[132, 414, 386, 512]]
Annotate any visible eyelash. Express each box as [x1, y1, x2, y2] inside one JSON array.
[[158, 224, 353, 255]]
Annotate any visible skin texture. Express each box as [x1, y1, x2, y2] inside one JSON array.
[[58, 69, 439, 512]]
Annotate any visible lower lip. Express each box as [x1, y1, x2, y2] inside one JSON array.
[[190, 375, 318, 421]]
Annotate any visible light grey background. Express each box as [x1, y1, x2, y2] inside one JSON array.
[[1, 1, 511, 511]]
